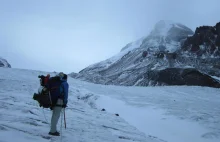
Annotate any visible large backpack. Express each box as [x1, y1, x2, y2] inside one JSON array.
[[48, 76, 63, 106]]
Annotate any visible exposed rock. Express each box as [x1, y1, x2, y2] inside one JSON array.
[[0, 57, 11, 68], [155, 52, 165, 58], [216, 22, 220, 35], [142, 51, 148, 58], [216, 35, 220, 47], [0, 62, 4, 67], [182, 23, 220, 56], [166, 52, 177, 60], [146, 68, 220, 88]]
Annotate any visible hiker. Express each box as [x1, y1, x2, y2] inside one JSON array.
[[33, 72, 69, 136], [49, 72, 69, 136]]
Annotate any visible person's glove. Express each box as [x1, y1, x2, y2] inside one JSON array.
[[62, 104, 67, 108], [33, 93, 38, 100], [50, 106, 53, 110]]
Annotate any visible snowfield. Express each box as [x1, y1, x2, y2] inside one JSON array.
[[0, 68, 220, 142]]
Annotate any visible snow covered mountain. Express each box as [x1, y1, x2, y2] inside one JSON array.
[[0, 57, 11, 68], [71, 21, 220, 87], [79, 20, 193, 72], [1, 67, 220, 142]]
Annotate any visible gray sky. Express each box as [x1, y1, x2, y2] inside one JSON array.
[[0, 0, 219, 73]]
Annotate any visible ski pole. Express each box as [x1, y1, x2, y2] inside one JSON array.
[[64, 108, 66, 129], [60, 109, 63, 142]]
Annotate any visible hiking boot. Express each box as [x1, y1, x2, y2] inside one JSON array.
[[48, 131, 60, 136]]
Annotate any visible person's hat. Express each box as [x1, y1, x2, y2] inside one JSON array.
[[58, 72, 64, 78]]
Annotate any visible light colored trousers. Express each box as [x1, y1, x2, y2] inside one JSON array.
[[50, 99, 63, 133]]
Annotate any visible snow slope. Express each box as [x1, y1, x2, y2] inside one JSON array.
[[1, 68, 220, 142], [77, 80, 220, 142], [84, 37, 144, 72], [0, 68, 162, 142]]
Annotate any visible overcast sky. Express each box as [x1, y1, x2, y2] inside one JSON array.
[[0, 0, 219, 73]]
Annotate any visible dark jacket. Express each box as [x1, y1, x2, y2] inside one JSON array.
[[60, 79, 69, 105]]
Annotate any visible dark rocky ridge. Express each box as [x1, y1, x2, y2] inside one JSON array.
[[182, 22, 220, 56], [141, 68, 220, 88]]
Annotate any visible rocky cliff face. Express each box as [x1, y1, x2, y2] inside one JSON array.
[[0, 57, 11, 68], [182, 22, 220, 56], [179, 22, 220, 77], [70, 21, 220, 88]]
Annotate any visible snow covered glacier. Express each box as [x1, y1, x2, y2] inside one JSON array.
[[1, 67, 220, 142]]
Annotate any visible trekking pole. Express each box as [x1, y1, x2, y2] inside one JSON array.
[[60, 109, 63, 142], [64, 108, 66, 129]]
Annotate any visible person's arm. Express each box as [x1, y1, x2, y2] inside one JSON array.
[[62, 82, 69, 105]]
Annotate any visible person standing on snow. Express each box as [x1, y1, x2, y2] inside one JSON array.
[[49, 72, 69, 136]]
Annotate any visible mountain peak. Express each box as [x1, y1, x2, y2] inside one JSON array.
[[152, 20, 175, 36], [150, 20, 193, 37]]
